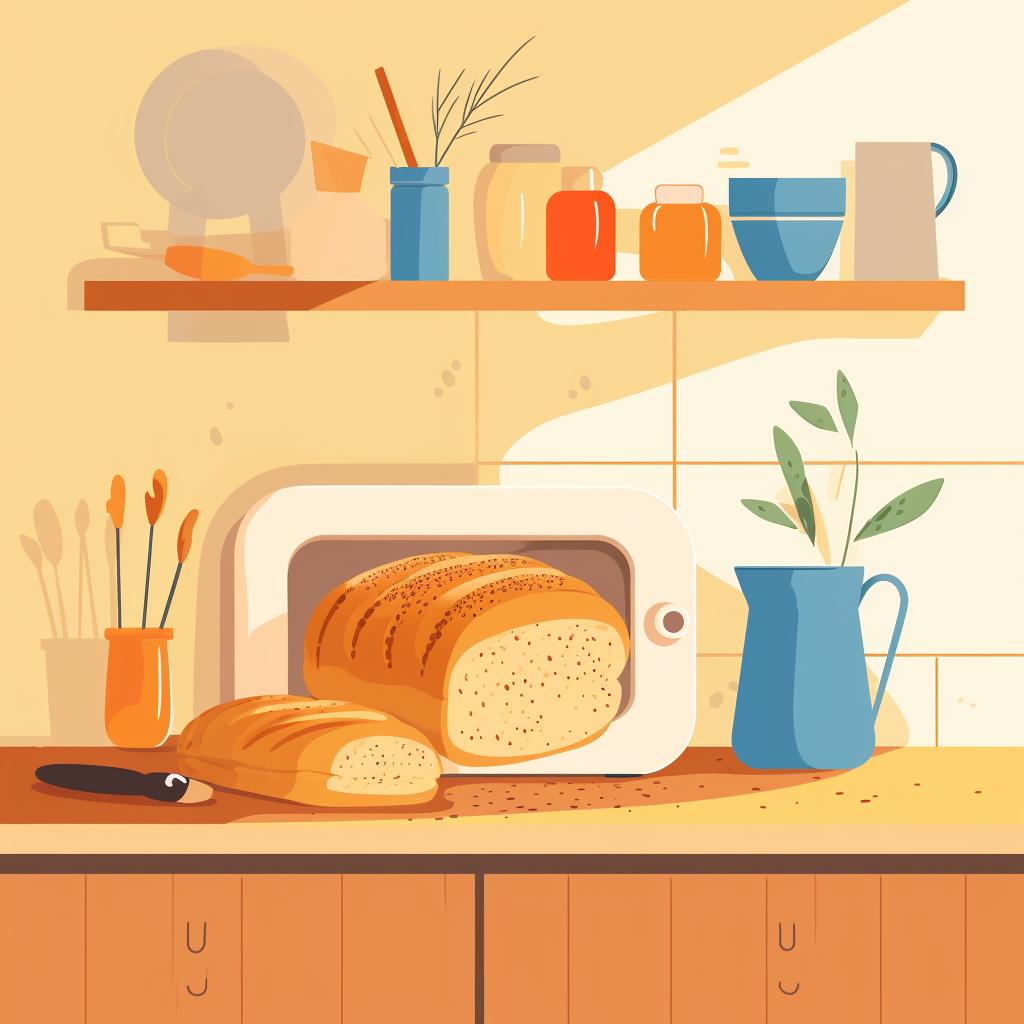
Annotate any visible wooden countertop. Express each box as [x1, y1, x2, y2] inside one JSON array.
[[2, 745, 1020, 858]]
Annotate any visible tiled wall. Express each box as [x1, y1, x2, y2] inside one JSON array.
[[488, 311, 1023, 747], [484, 2, 1023, 749]]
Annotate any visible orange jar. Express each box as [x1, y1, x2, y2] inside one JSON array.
[[104, 628, 173, 748], [640, 184, 721, 281]]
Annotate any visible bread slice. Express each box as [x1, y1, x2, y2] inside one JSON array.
[[305, 554, 629, 766], [178, 695, 441, 806]]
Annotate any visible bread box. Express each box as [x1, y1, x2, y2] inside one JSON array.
[[232, 485, 695, 775]]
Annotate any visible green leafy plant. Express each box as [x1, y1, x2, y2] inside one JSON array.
[[430, 38, 539, 167], [742, 370, 944, 564]]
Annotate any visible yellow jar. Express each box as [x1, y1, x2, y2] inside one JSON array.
[[475, 144, 562, 279]]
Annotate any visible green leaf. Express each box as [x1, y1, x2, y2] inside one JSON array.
[[773, 426, 816, 544], [836, 370, 858, 442], [854, 479, 944, 541], [790, 401, 838, 432], [741, 498, 799, 529]]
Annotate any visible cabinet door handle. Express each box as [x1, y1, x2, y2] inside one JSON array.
[[186, 920, 207, 954], [778, 981, 800, 996], [777, 922, 796, 951], [187, 972, 208, 997]]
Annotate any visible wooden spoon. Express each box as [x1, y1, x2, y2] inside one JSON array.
[[165, 245, 292, 281], [20, 534, 58, 640], [32, 501, 68, 639]]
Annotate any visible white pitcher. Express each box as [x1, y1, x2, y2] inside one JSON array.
[[854, 142, 957, 280]]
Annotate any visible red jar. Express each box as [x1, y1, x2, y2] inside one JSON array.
[[546, 167, 616, 281]]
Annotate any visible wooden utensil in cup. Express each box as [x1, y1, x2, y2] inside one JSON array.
[[374, 67, 418, 167], [165, 245, 293, 281], [32, 501, 68, 639], [75, 500, 99, 639], [20, 534, 58, 639]]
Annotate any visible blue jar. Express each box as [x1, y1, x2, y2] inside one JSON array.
[[389, 166, 450, 280]]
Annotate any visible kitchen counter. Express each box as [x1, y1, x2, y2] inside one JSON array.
[[2, 745, 1021, 860]]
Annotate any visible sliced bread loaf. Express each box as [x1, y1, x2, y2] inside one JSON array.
[[178, 694, 441, 806], [304, 554, 629, 765]]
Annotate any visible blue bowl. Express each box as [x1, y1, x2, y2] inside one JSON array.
[[731, 219, 843, 281], [729, 177, 845, 281], [729, 177, 845, 217]]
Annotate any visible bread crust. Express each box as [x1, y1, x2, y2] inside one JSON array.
[[178, 695, 441, 806], [306, 552, 467, 673], [305, 555, 630, 764]]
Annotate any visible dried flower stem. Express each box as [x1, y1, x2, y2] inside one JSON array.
[[431, 38, 538, 166]]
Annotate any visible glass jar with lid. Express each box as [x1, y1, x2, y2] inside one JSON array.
[[640, 184, 721, 281], [546, 166, 616, 281], [475, 144, 562, 279]]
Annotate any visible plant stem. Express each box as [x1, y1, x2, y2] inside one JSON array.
[[841, 448, 860, 566], [142, 525, 154, 627], [159, 562, 183, 629], [115, 527, 122, 628]]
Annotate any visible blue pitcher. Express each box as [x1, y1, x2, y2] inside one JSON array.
[[732, 566, 908, 770]]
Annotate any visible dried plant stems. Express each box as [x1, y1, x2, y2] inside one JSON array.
[[106, 476, 126, 628], [431, 37, 538, 166], [159, 509, 198, 629], [141, 470, 168, 628]]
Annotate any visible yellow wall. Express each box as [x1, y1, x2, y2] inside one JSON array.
[[3, 1, 1019, 746]]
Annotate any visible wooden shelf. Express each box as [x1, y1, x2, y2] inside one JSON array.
[[82, 279, 965, 313]]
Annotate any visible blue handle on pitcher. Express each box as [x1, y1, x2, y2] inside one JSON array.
[[931, 143, 957, 216], [860, 573, 909, 722]]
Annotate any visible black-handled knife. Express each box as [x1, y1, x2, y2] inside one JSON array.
[[35, 764, 214, 804]]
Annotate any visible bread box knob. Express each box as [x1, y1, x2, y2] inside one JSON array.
[[645, 603, 690, 645]]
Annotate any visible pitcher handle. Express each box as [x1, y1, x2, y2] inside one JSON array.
[[931, 143, 957, 216], [860, 573, 909, 722]]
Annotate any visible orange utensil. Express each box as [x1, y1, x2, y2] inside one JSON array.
[[374, 67, 418, 167], [164, 245, 293, 281]]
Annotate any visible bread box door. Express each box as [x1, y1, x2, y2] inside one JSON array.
[[233, 485, 695, 775]]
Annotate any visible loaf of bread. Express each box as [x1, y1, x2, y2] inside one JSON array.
[[178, 695, 441, 806], [304, 553, 630, 766]]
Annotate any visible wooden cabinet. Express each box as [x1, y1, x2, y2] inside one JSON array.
[[673, 873, 766, 1020], [87, 874, 175, 1024], [965, 874, 1024, 1022], [173, 874, 242, 1022], [1, 869, 1021, 1021], [0, 874, 86, 1024], [483, 871, 1023, 1024]]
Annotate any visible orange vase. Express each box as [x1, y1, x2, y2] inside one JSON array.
[[104, 628, 173, 748]]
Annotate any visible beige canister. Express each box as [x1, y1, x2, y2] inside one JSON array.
[[475, 144, 561, 279]]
